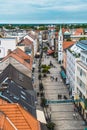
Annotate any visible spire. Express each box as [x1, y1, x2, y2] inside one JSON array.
[[59, 25, 62, 35]]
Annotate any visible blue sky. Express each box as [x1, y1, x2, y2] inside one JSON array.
[[0, 0, 87, 24]]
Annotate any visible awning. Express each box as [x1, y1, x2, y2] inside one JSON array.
[[47, 50, 54, 55], [60, 70, 66, 79], [36, 109, 47, 124]]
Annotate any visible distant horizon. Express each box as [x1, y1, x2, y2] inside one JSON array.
[[0, 22, 87, 25]]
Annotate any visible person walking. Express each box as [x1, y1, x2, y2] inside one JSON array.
[[55, 77, 58, 82]]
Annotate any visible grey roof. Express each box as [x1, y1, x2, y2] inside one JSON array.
[[76, 40, 87, 50], [0, 64, 36, 117], [0, 64, 33, 90], [1, 79, 36, 117], [81, 50, 87, 55]]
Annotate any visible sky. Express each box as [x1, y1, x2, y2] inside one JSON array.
[[0, 0, 87, 24]]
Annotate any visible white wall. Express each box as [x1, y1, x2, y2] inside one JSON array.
[[24, 35, 37, 56], [0, 38, 16, 58], [0, 57, 31, 77], [66, 50, 77, 96]]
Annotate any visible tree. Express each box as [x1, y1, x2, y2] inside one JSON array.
[[46, 122, 55, 130], [39, 82, 44, 91], [40, 98, 47, 107], [66, 38, 72, 41], [79, 37, 87, 41]]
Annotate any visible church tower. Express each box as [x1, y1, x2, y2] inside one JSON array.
[[58, 26, 63, 63]]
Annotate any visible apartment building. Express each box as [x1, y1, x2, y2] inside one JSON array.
[[66, 40, 87, 97], [75, 50, 87, 121], [0, 38, 16, 59]]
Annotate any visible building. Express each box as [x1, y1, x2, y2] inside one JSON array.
[[38, 31, 42, 45], [48, 25, 55, 49], [0, 38, 16, 59], [17, 38, 34, 58], [63, 41, 75, 70], [0, 48, 33, 73], [70, 28, 87, 41], [24, 31, 38, 56], [58, 26, 63, 63], [66, 40, 87, 97], [75, 50, 87, 121], [0, 98, 41, 130]]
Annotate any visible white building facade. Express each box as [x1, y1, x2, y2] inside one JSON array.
[[38, 31, 42, 45], [75, 50, 87, 121], [58, 26, 63, 63], [66, 49, 79, 96], [0, 38, 16, 59], [66, 40, 87, 97], [24, 34, 37, 56]]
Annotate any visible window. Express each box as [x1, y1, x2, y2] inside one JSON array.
[[81, 56, 85, 61], [0, 49, 1, 53], [21, 91, 26, 96], [77, 77, 85, 91], [21, 95, 26, 100], [86, 58, 87, 63], [80, 69, 82, 76], [19, 73, 23, 81], [0, 40, 1, 45]]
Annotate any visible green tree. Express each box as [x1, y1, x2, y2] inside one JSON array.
[[79, 37, 87, 41], [66, 38, 72, 41], [46, 122, 55, 130]]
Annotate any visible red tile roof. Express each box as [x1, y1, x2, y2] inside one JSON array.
[[48, 27, 55, 30], [63, 41, 75, 50], [17, 38, 33, 46], [0, 102, 41, 130], [2, 48, 33, 70], [74, 28, 83, 35], [62, 28, 70, 34], [47, 50, 54, 54]]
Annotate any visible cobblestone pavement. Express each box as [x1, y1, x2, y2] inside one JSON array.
[[41, 53, 87, 130]]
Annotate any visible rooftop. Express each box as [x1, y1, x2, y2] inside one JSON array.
[[0, 66, 36, 117], [63, 41, 75, 50], [17, 38, 33, 46], [76, 40, 87, 50], [74, 28, 83, 35], [81, 50, 87, 55], [2, 48, 33, 70], [0, 103, 40, 130]]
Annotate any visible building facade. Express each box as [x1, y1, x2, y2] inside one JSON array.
[[0, 38, 16, 59], [66, 40, 87, 97], [75, 50, 87, 121], [58, 26, 63, 63]]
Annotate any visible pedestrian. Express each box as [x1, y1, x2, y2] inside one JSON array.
[[74, 106, 78, 113], [55, 77, 58, 81], [52, 76, 54, 80], [73, 113, 76, 119], [75, 113, 79, 119]]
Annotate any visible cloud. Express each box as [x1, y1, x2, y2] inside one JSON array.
[[0, 0, 87, 23]]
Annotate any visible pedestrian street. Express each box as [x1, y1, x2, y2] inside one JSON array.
[[42, 54, 87, 130]]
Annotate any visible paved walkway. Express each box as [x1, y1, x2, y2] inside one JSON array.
[[41, 53, 87, 130], [33, 52, 87, 130]]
